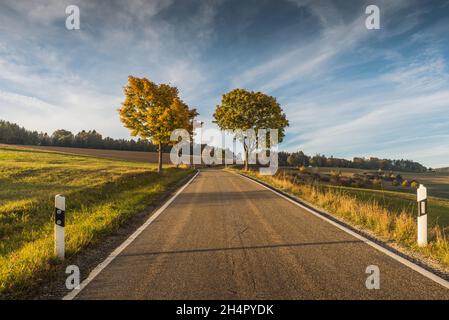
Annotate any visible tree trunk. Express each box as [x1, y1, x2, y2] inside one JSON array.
[[158, 142, 163, 173]]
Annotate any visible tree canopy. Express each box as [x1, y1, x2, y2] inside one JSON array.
[[52, 129, 75, 146], [213, 88, 289, 170], [118, 76, 197, 172]]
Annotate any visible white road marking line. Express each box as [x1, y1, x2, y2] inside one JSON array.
[[236, 172, 449, 290], [63, 171, 200, 300]]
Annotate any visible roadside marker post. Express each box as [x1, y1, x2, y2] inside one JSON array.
[[417, 185, 428, 247], [55, 195, 66, 259]]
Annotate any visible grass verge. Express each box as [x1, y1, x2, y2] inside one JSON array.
[[233, 169, 449, 270], [0, 147, 193, 299]]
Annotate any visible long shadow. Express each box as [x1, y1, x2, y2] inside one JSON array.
[[119, 239, 363, 258], [175, 190, 277, 204]]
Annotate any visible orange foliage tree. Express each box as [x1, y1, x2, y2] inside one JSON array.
[[118, 76, 197, 172]]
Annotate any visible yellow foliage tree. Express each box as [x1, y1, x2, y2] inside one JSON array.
[[118, 76, 197, 172]]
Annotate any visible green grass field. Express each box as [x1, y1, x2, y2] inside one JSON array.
[[0, 146, 193, 299]]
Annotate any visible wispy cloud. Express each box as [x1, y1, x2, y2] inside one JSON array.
[[0, 0, 222, 136], [281, 48, 449, 167], [382, 53, 448, 92]]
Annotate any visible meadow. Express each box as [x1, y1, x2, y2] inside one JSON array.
[[280, 167, 449, 227], [235, 167, 449, 269], [307, 166, 449, 200], [0, 146, 193, 298]]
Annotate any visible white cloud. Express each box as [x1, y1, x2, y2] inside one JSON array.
[[0, 0, 223, 137], [282, 78, 449, 167], [232, 3, 370, 92], [0, 90, 57, 113]]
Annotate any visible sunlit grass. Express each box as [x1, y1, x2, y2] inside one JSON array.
[[0, 147, 193, 299]]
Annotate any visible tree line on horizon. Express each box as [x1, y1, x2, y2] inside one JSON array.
[[0, 119, 167, 152], [0, 118, 429, 173], [278, 150, 429, 173]]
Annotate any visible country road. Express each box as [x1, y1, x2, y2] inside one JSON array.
[[71, 169, 449, 300]]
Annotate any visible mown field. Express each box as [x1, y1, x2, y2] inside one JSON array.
[[7, 144, 205, 166], [0, 146, 193, 299], [6, 144, 173, 164]]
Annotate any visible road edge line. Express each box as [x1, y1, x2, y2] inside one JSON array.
[[234, 171, 449, 290], [63, 170, 200, 300]]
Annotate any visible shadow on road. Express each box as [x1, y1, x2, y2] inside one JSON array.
[[176, 190, 277, 203], [119, 239, 364, 258]]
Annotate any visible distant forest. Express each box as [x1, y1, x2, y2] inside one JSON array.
[[0, 119, 165, 152], [0, 119, 428, 172], [278, 151, 428, 173]]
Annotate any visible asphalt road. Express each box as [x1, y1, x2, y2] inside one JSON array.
[[74, 169, 449, 299]]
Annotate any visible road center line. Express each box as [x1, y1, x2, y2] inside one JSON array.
[[63, 170, 200, 300]]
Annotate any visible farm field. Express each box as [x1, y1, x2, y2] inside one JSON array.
[[283, 166, 449, 200], [3, 144, 173, 164], [0, 146, 193, 298], [325, 167, 449, 199]]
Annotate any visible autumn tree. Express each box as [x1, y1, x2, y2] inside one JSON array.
[[118, 76, 197, 172], [213, 89, 289, 171]]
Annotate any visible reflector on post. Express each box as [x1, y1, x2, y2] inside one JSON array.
[[55, 195, 65, 259]]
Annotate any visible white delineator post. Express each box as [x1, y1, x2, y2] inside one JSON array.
[[55, 195, 66, 259], [417, 185, 428, 247]]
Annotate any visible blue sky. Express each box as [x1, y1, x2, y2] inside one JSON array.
[[1, 0, 449, 167]]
